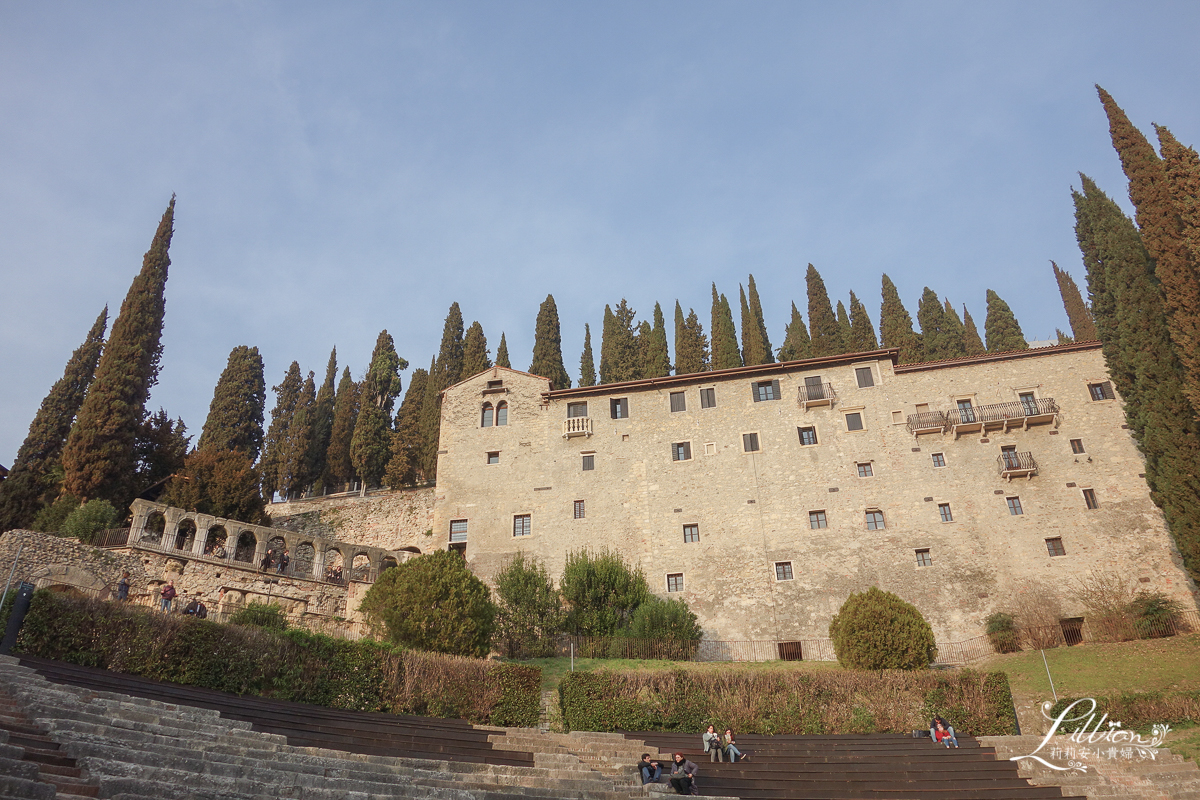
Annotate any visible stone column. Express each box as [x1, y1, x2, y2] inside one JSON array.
[[191, 515, 210, 557], [312, 546, 326, 580]]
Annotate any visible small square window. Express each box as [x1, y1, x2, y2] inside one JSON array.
[[610, 398, 629, 419], [573, 500, 585, 519], [845, 412, 864, 431], [1083, 488, 1099, 510], [582, 454, 595, 471], [666, 573, 684, 592], [1006, 496, 1023, 516], [931, 453, 946, 468], [486, 380, 503, 390], [743, 433, 760, 453], [670, 392, 686, 412], [1088, 381, 1115, 401], [1070, 439, 1085, 454], [751, 380, 780, 402], [672, 442, 692, 462], [775, 562, 794, 581], [567, 402, 588, 418], [866, 510, 886, 530], [891, 410, 904, 424], [809, 510, 827, 529], [938, 503, 953, 522], [855, 367, 875, 388], [798, 426, 818, 446], [704, 442, 716, 456], [857, 462, 873, 478], [1046, 537, 1066, 557], [915, 548, 933, 567], [700, 388, 717, 408], [486, 451, 499, 465], [683, 523, 699, 543], [513, 514, 531, 537], [449, 519, 468, 543]]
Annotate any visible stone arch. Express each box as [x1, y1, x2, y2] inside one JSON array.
[[496, 400, 508, 426], [141, 511, 166, 544], [265, 535, 287, 571], [203, 525, 228, 557], [396, 546, 421, 554], [28, 564, 110, 599], [350, 552, 372, 582], [380, 556, 399, 573], [234, 530, 257, 563], [174, 518, 197, 551], [294, 542, 316, 576], [323, 548, 345, 583]]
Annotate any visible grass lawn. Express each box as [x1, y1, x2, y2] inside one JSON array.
[[516, 655, 843, 691]]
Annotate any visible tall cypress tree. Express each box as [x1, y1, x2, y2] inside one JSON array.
[[1052, 262, 1098, 342], [777, 302, 812, 362], [984, 290, 1028, 352], [361, 330, 407, 417], [806, 265, 841, 358], [350, 372, 390, 491], [419, 304, 465, 479], [940, 300, 967, 358], [599, 300, 640, 383], [63, 198, 174, 505], [0, 307, 107, 530], [636, 320, 654, 378], [916, 288, 946, 361], [962, 306, 986, 356], [747, 275, 773, 363], [740, 286, 768, 366], [307, 347, 338, 487], [579, 324, 597, 387], [385, 367, 429, 487], [462, 322, 491, 378], [880, 274, 921, 363], [835, 301, 852, 354], [323, 368, 359, 491], [645, 302, 671, 377], [847, 291, 878, 352], [197, 345, 266, 460], [495, 333, 511, 369], [282, 372, 316, 497], [674, 304, 709, 375], [1156, 124, 1200, 414], [709, 286, 741, 370], [260, 362, 302, 500], [530, 294, 571, 388]]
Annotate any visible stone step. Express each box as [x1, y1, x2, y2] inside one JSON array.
[[0, 773, 56, 800]]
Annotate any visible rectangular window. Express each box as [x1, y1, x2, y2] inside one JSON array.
[[486, 380, 503, 390], [1019, 391, 1038, 415], [915, 549, 933, 567], [892, 410, 904, 424], [610, 398, 629, 419], [1070, 439, 1085, 454], [513, 514, 531, 537], [1083, 488, 1099, 510], [704, 442, 716, 455], [797, 426, 818, 446], [931, 453, 946, 467], [752, 380, 781, 402], [449, 519, 468, 543], [866, 510, 886, 530], [804, 375, 826, 400], [938, 503, 953, 522], [700, 388, 717, 408], [1001, 445, 1021, 470], [856, 462, 873, 478], [1046, 537, 1066, 557], [567, 402, 588, 418], [669, 392, 686, 412], [666, 573, 684, 592], [845, 412, 864, 431], [671, 442, 692, 462], [683, 523, 699, 543], [582, 454, 595, 471], [1006, 496, 1023, 516], [775, 562, 794, 581], [809, 510, 827, 529], [1088, 381, 1115, 401], [855, 367, 875, 388], [956, 399, 976, 424], [573, 500, 585, 519], [487, 451, 499, 465], [743, 432, 760, 453]]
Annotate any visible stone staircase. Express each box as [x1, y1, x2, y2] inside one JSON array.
[[982, 735, 1200, 800], [0, 687, 100, 800]]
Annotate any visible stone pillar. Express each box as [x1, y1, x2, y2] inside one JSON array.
[[313, 546, 326, 580], [191, 515, 210, 557], [252, 535, 268, 569]]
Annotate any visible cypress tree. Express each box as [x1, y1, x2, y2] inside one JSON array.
[[419, 304, 465, 480], [879, 274, 922, 363], [307, 347, 338, 488], [197, 345, 266, 460], [962, 306, 986, 356], [916, 287, 947, 361], [847, 291, 879, 352], [132, 409, 189, 491], [362, 330, 407, 417], [385, 367, 430, 487], [645, 302, 671, 377], [747, 275, 773, 364], [674, 304, 709, 375], [1156, 124, 1200, 413], [636, 320, 654, 378], [495, 333, 511, 369], [260, 362, 302, 500], [0, 307, 107, 531], [161, 447, 265, 524], [740, 285, 768, 366], [1099, 87, 1200, 413], [709, 286, 741, 370], [806, 265, 842, 357], [941, 300, 968, 359], [462, 322, 491, 378], [1057, 329, 1074, 345], [835, 301, 853, 354], [1052, 262, 1099, 342], [579, 324, 597, 387], [278, 371, 315, 498], [599, 300, 640, 383], [777, 302, 812, 362], [984, 290, 1029, 352], [62, 197, 174, 505], [529, 294, 571, 388], [350, 373, 390, 491], [323, 368, 360, 491]]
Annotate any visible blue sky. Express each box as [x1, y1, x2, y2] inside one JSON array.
[[2, 2, 1198, 464]]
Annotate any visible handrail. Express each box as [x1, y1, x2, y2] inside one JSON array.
[[907, 397, 1058, 436], [797, 382, 836, 404], [997, 451, 1037, 477], [562, 417, 593, 438]]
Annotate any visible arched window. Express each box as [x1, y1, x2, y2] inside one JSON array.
[[496, 401, 508, 426], [481, 403, 494, 427]]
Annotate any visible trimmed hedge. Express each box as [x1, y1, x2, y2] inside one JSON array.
[[1047, 691, 1200, 734], [15, 591, 539, 727], [560, 667, 1017, 736]]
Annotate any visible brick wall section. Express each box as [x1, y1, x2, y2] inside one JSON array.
[[268, 487, 436, 553]]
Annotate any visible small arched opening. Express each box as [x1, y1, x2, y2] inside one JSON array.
[[323, 548, 345, 583], [174, 518, 196, 551], [141, 511, 166, 545], [496, 400, 508, 426], [203, 525, 228, 557], [380, 556, 399, 575], [264, 535, 288, 572], [351, 553, 372, 582], [233, 531, 257, 563], [294, 542, 316, 576]]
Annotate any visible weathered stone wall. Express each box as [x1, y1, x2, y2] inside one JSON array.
[[268, 487, 436, 553], [432, 353, 1197, 645], [0, 529, 146, 597]]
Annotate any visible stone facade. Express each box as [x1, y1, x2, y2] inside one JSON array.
[[0, 529, 146, 598], [432, 349, 1198, 645], [268, 487, 436, 554]]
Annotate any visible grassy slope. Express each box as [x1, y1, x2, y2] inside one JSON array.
[[520, 655, 842, 691]]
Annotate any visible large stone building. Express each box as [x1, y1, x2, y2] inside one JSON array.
[[432, 342, 1197, 646]]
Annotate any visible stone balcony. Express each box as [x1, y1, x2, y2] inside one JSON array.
[[562, 416, 592, 438]]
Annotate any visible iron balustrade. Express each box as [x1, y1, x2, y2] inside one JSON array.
[[907, 397, 1058, 436], [997, 450, 1038, 478], [906, 411, 950, 434], [974, 398, 1059, 425], [797, 382, 836, 407]]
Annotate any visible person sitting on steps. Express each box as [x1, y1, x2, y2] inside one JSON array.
[[723, 728, 748, 762], [930, 715, 959, 748], [669, 753, 699, 795], [638, 753, 661, 784], [934, 720, 959, 748], [702, 723, 724, 762]]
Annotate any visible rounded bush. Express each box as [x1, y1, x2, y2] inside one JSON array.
[[230, 602, 289, 631], [59, 499, 119, 543], [829, 587, 936, 670], [985, 612, 1021, 654]]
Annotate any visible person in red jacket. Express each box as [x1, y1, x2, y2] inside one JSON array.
[[159, 581, 176, 613]]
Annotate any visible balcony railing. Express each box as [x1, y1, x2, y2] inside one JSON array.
[[998, 451, 1038, 480], [563, 417, 593, 438], [908, 397, 1059, 438], [797, 382, 836, 410], [907, 411, 950, 436]]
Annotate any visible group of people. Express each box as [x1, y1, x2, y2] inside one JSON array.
[[154, 580, 208, 618], [930, 715, 959, 748], [260, 548, 291, 574], [637, 725, 749, 795], [203, 541, 227, 558], [701, 724, 747, 763], [324, 564, 344, 583]]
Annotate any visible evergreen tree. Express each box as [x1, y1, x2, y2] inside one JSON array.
[[1075, 174, 1200, 579], [384, 367, 429, 487], [916, 287, 947, 361], [0, 307, 107, 531], [307, 347, 338, 488], [984, 290, 1029, 352], [941, 300, 968, 359], [880, 274, 922, 363], [362, 330, 407, 417], [529, 294, 571, 388], [835, 300, 853, 354], [161, 448, 265, 523], [645, 302, 671, 377], [847, 291, 879, 352], [747, 274, 774, 363], [777, 302, 812, 362], [419, 304, 465, 480], [260, 362, 302, 500], [578, 324, 597, 387], [323, 368, 360, 491], [495, 333, 511, 369], [1057, 329, 1074, 345], [1099, 88, 1200, 414], [599, 300, 640, 383], [132, 409, 189, 491], [962, 306, 986, 356], [674, 304, 709, 375], [1052, 262, 1099, 342], [462, 322, 491, 378], [197, 345, 266, 460], [350, 373, 390, 491], [1157, 124, 1200, 413], [636, 320, 654, 378], [806, 265, 842, 357], [281, 371, 316, 497], [740, 284, 770, 366], [709, 285, 741, 370], [62, 198, 174, 505]]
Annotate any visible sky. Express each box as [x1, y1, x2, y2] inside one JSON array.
[[2, 1, 1199, 464]]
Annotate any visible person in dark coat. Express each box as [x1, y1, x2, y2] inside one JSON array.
[[638, 753, 661, 784], [669, 752, 699, 795], [117, 572, 130, 601]]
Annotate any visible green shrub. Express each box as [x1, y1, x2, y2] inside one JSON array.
[[229, 602, 289, 631], [31, 495, 80, 533], [829, 587, 936, 670], [494, 551, 564, 658], [1129, 592, 1183, 639], [622, 596, 702, 659], [560, 548, 649, 636], [58, 499, 120, 543], [985, 612, 1021, 654]]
